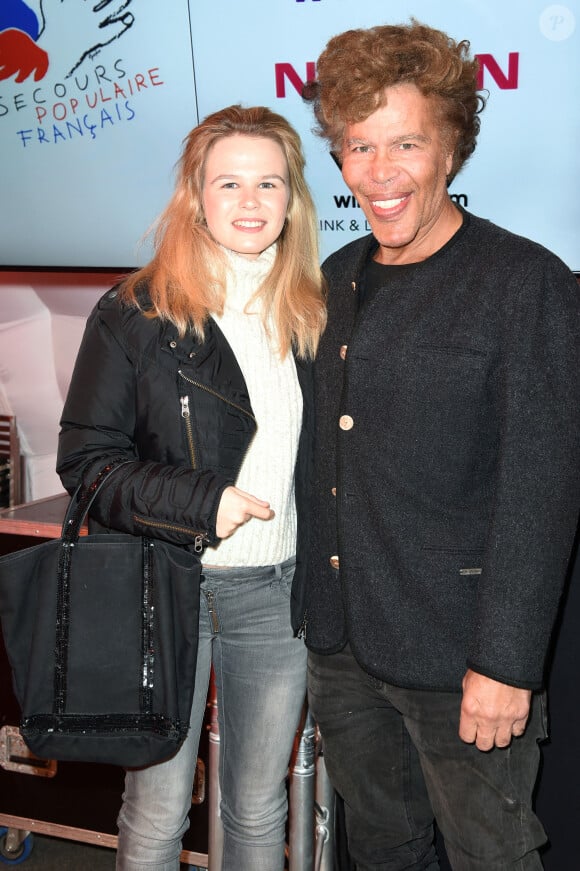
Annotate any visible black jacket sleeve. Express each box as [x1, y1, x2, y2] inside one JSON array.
[[466, 256, 580, 688], [57, 297, 233, 547]]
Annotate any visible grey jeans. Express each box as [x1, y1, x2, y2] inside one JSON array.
[[116, 558, 307, 871], [308, 644, 547, 871]]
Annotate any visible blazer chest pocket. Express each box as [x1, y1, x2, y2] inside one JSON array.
[[412, 341, 489, 398], [392, 343, 492, 460]]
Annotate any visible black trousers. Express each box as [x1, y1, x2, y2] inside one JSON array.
[[308, 645, 547, 871]]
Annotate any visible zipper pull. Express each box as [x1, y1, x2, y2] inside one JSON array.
[[194, 535, 204, 554], [180, 395, 190, 418], [297, 613, 308, 641], [203, 589, 220, 633]]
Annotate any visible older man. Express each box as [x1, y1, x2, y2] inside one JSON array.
[[303, 21, 580, 870]]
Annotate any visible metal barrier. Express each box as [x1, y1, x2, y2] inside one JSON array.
[[314, 740, 335, 871], [289, 709, 316, 869]]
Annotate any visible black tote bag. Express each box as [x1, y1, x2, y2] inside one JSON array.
[[0, 462, 200, 767]]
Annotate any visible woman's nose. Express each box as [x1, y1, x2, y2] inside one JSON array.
[[240, 189, 258, 208]]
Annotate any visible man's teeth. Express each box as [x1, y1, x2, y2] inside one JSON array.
[[374, 197, 405, 209]]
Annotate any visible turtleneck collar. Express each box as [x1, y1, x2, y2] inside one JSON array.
[[221, 242, 277, 275], [219, 243, 277, 314]]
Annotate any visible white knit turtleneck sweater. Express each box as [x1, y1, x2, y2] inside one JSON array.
[[202, 244, 303, 568]]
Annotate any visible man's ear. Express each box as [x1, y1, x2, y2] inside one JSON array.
[[445, 145, 455, 178]]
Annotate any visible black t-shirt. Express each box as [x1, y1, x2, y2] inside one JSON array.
[[359, 210, 469, 310]]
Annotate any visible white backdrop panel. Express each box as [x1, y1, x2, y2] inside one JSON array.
[[0, 1, 578, 269]]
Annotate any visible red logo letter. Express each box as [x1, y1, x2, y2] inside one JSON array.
[[475, 53, 519, 90], [275, 62, 316, 97]]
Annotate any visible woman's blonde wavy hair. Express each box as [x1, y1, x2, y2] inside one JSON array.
[[120, 105, 326, 359], [304, 20, 486, 184]]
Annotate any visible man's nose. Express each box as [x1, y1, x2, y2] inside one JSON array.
[[370, 151, 398, 184]]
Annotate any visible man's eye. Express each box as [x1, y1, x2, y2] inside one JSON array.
[[352, 145, 371, 153], [398, 142, 416, 151]]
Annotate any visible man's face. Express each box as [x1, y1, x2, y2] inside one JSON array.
[[341, 83, 460, 265]]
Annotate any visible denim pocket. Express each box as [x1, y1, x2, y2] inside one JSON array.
[[271, 561, 296, 600]]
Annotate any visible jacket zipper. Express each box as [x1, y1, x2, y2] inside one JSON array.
[[180, 395, 197, 469], [178, 370, 256, 423], [297, 612, 307, 641], [134, 515, 207, 553], [203, 590, 220, 633], [177, 370, 257, 546]]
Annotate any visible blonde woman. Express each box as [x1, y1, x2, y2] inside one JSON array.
[[57, 104, 326, 871]]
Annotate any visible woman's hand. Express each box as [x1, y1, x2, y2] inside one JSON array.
[[216, 486, 274, 539]]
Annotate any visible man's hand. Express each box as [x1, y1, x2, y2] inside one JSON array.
[[216, 486, 274, 540], [459, 669, 531, 751]]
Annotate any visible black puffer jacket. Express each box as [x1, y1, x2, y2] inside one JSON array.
[[57, 286, 314, 633]]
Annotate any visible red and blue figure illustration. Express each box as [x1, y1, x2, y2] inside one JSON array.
[[0, 0, 47, 81], [0, 0, 135, 83]]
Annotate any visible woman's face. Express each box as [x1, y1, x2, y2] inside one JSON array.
[[202, 134, 290, 259]]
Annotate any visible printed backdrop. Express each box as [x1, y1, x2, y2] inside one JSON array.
[[0, 0, 578, 269]]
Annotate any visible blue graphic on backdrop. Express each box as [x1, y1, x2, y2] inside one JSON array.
[[0, 0, 40, 39]]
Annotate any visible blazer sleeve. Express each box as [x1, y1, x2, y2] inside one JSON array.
[[56, 298, 233, 548], [467, 257, 580, 689]]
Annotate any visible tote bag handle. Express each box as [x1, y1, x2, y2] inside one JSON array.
[[61, 459, 130, 543]]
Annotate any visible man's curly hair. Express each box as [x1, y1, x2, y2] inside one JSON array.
[[303, 20, 486, 183]]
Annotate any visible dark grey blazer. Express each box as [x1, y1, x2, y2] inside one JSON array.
[[306, 210, 580, 691]]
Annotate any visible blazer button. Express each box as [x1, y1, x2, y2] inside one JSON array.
[[339, 344, 348, 360], [329, 555, 340, 569], [339, 415, 354, 430]]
